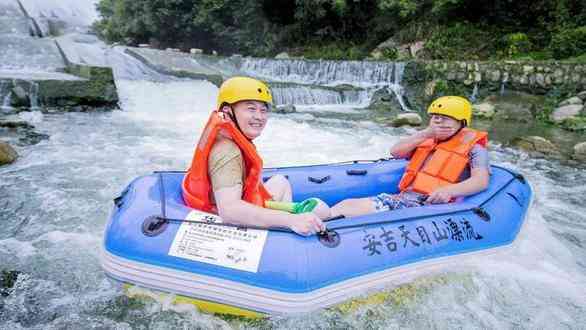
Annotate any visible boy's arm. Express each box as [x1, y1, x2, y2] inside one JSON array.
[[390, 127, 433, 159], [426, 167, 490, 204]]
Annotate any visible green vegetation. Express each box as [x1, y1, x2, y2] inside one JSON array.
[[94, 0, 586, 61]]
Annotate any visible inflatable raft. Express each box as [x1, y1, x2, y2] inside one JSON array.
[[101, 159, 532, 317]]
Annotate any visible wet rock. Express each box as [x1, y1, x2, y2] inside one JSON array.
[[408, 41, 425, 58], [487, 93, 543, 123], [558, 96, 583, 107], [190, 48, 203, 54], [390, 113, 422, 127], [550, 104, 584, 123], [473, 102, 496, 119], [275, 104, 296, 114], [512, 136, 562, 159], [0, 120, 34, 130], [11, 86, 28, 106], [138, 44, 151, 48], [0, 141, 18, 165], [1, 270, 21, 297], [371, 87, 392, 103], [275, 52, 290, 59], [572, 142, 586, 162]]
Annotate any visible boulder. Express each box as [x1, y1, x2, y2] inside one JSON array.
[[275, 104, 296, 114], [572, 142, 586, 162], [408, 41, 425, 58], [0, 141, 18, 165], [275, 52, 290, 59], [550, 104, 584, 123], [512, 136, 562, 159], [390, 113, 423, 127], [11, 86, 28, 107], [577, 91, 586, 100], [190, 48, 203, 54], [473, 103, 496, 119], [558, 96, 583, 107]]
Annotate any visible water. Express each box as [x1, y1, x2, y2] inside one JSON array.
[[0, 75, 585, 329]]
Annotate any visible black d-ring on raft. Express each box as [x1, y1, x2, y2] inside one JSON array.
[[318, 229, 341, 248], [142, 215, 168, 236]]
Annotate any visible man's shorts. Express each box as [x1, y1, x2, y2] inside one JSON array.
[[371, 191, 427, 212]]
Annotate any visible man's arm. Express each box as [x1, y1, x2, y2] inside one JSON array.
[[214, 185, 325, 236]]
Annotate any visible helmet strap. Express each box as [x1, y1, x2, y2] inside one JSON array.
[[223, 104, 252, 142]]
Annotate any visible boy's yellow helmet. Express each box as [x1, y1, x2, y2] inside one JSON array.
[[427, 96, 472, 126], [216, 76, 272, 109]]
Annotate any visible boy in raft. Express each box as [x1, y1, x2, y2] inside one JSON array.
[[182, 77, 329, 236], [330, 96, 490, 217]]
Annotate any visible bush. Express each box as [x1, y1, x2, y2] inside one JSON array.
[[298, 43, 368, 60], [424, 23, 494, 60], [549, 26, 586, 59], [500, 33, 533, 58]]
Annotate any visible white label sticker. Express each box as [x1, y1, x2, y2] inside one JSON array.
[[168, 210, 269, 273]]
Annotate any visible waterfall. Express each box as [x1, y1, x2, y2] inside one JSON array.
[[470, 83, 479, 102], [500, 76, 508, 96], [29, 81, 39, 109], [271, 85, 369, 107], [1, 80, 14, 111], [387, 62, 410, 111], [107, 47, 176, 82], [239, 58, 395, 87]]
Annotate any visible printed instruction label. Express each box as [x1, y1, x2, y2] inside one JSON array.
[[168, 210, 268, 273]]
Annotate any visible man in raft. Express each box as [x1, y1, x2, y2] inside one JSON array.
[[182, 76, 327, 235], [331, 96, 490, 217]]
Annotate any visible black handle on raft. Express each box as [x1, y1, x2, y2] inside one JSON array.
[[346, 169, 367, 176], [308, 175, 331, 184], [262, 175, 289, 183], [113, 186, 130, 209]]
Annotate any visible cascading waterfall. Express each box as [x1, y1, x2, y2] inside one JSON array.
[[240, 57, 396, 87], [470, 83, 479, 102], [28, 81, 39, 109], [0, 80, 13, 110], [240, 57, 410, 110], [271, 85, 369, 107], [387, 62, 410, 111]]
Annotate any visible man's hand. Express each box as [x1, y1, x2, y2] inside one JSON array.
[[425, 186, 456, 204], [288, 213, 325, 236]]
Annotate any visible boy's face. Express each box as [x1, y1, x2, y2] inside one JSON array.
[[429, 114, 462, 141], [225, 100, 269, 140]]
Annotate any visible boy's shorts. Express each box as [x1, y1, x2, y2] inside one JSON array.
[[371, 191, 427, 212]]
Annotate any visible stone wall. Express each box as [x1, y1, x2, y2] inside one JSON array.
[[414, 61, 586, 94]]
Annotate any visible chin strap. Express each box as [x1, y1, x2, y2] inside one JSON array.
[[222, 106, 251, 142]]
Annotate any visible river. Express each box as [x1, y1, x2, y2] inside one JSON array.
[[0, 74, 585, 329]]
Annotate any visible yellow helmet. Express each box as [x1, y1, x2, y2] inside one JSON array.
[[216, 76, 273, 110], [427, 96, 472, 126]]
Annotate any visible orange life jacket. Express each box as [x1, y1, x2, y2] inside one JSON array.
[[398, 128, 488, 195], [181, 111, 272, 213]]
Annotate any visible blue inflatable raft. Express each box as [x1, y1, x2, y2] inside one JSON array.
[[101, 159, 532, 317]]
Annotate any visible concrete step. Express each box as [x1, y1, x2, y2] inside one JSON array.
[[0, 35, 66, 71]]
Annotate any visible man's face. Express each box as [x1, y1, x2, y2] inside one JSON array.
[[228, 100, 269, 140], [429, 114, 462, 140]]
